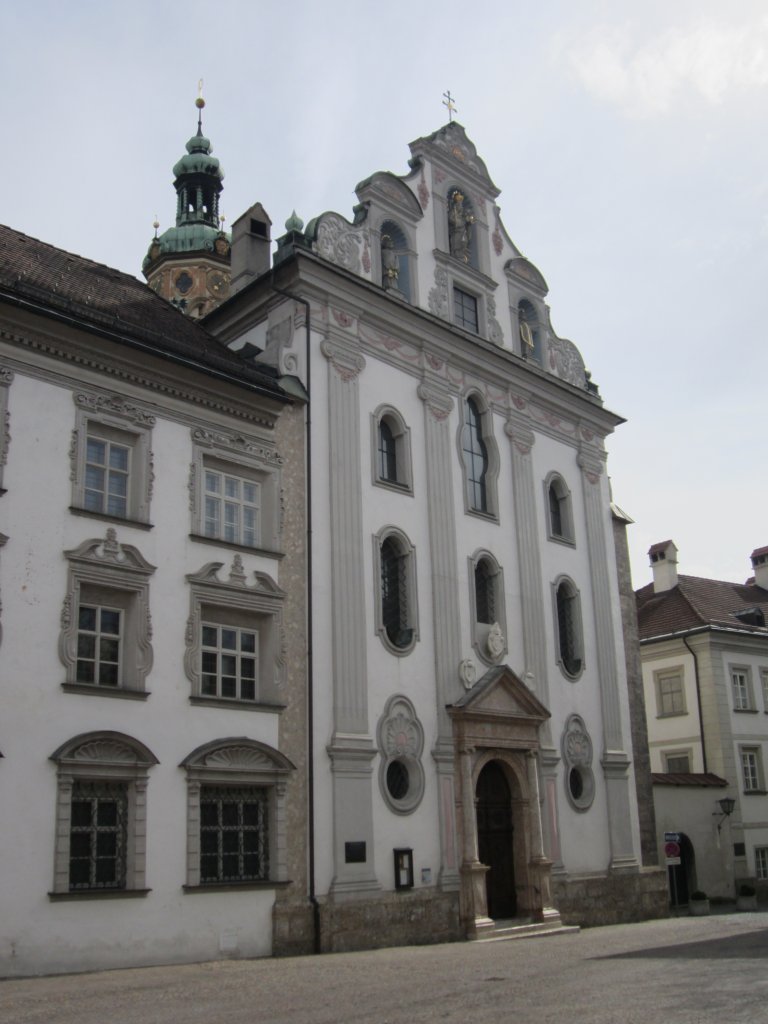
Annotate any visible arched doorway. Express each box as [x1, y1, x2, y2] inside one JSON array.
[[476, 760, 516, 919]]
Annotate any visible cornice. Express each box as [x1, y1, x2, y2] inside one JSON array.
[[0, 320, 280, 430]]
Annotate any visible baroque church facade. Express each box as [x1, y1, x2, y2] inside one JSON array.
[[0, 106, 667, 977], [205, 118, 667, 947]]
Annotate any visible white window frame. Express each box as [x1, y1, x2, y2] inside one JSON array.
[[755, 846, 768, 880], [468, 549, 507, 665], [203, 466, 262, 548], [731, 667, 754, 712], [49, 731, 158, 898], [181, 738, 294, 889], [370, 405, 413, 494], [189, 427, 282, 555], [544, 472, 575, 545], [184, 557, 286, 709], [741, 746, 765, 794], [59, 529, 155, 698], [655, 668, 687, 717], [373, 526, 419, 656], [70, 392, 154, 524], [761, 669, 768, 712]]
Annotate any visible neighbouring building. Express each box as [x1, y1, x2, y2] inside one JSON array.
[[205, 119, 667, 949], [637, 541, 768, 904], [0, 224, 308, 977]]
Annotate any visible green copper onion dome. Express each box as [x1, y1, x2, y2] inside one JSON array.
[[143, 91, 229, 273]]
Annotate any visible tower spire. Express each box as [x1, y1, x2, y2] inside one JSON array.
[[142, 84, 231, 317]]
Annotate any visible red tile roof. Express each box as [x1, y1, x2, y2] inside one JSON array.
[[0, 224, 286, 400], [636, 574, 768, 640]]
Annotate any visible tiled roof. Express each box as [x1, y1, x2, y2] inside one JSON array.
[[0, 224, 285, 400], [652, 772, 728, 788], [636, 574, 768, 640]]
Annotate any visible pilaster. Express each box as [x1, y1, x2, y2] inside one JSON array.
[[419, 379, 462, 891], [322, 339, 379, 896], [578, 444, 638, 869]]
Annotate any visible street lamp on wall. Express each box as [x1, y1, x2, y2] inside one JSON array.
[[714, 797, 736, 832]]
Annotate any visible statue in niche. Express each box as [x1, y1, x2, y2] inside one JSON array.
[[381, 234, 399, 291], [448, 190, 474, 262]]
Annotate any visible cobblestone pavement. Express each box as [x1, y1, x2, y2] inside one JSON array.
[[2, 913, 768, 1024]]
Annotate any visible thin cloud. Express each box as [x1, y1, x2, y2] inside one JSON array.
[[560, 17, 768, 117]]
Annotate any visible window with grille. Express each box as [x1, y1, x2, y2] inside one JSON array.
[[204, 468, 261, 547], [656, 671, 686, 717], [201, 623, 258, 701], [381, 537, 410, 648], [556, 580, 582, 677], [454, 288, 479, 333], [462, 398, 488, 512], [200, 786, 269, 883], [475, 559, 495, 625], [69, 781, 128, 891], [76, 604, 121, 686], [756, 847, 768, 880], [732, 669, 752, 711]]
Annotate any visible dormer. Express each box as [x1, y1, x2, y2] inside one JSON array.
[[750, 545, 768, 591], [649, 540, 679, 593]]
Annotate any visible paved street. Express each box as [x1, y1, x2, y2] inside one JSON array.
[[2, 913, 767, 1024]]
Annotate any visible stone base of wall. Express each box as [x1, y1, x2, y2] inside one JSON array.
[[316, 889, 461, 953], [272, 901, 316, 957], [552, 867, 669, 927]]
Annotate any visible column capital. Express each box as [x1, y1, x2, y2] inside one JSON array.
[[417, 380, 454, 421], [577, 444, 605, 484], [320, 340, 365, 381], [505, 415, 535, 455]]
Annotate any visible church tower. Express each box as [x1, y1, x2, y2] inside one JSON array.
[[143, 87, 231, 317]]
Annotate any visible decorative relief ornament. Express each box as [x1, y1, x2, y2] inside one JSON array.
[[486, 622, 505, 661], [314, 214, 363, 273], [459, 658, 477, 690], [428, 265, 450, 320]]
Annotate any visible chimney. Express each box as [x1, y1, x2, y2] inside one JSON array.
[[750, 546, 768, 591], [230, 202, 272, 294], [649, 540, 679, 593]]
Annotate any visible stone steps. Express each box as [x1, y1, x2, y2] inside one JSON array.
[[475, 918, 581, 943]]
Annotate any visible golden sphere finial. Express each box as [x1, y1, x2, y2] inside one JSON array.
[[195, 78, 205, 110]]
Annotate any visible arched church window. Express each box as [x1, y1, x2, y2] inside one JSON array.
[[462, 397, 489, 513]]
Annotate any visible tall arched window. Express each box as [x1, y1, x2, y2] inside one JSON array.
[[462, 397, 489, 513], [375, 528, 418, 654], [546, 473, 574, 543], [555, 578, 583, 677], [371, 406, 412, 492], [475, 557, 496, 624]]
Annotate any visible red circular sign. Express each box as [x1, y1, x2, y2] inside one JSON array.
[[665, 841, 680, 858]]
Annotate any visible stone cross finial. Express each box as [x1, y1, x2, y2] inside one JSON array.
[[442, 90, 457, 122]]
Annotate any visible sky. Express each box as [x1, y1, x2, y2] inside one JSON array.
[[2, 0, 766, 589]]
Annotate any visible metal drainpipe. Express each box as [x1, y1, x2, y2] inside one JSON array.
[[271, 284, 320, 953], [683, 633, 708, 773]]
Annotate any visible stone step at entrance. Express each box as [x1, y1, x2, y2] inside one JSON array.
[[475, 917, 580, 943]]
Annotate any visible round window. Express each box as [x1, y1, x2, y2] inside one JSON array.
[[386, 760, 410, 801], [569, 767, 584, 801]]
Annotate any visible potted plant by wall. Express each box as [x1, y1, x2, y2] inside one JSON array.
[[736, 884, 758, 912], [689, 890, 710, 916]]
